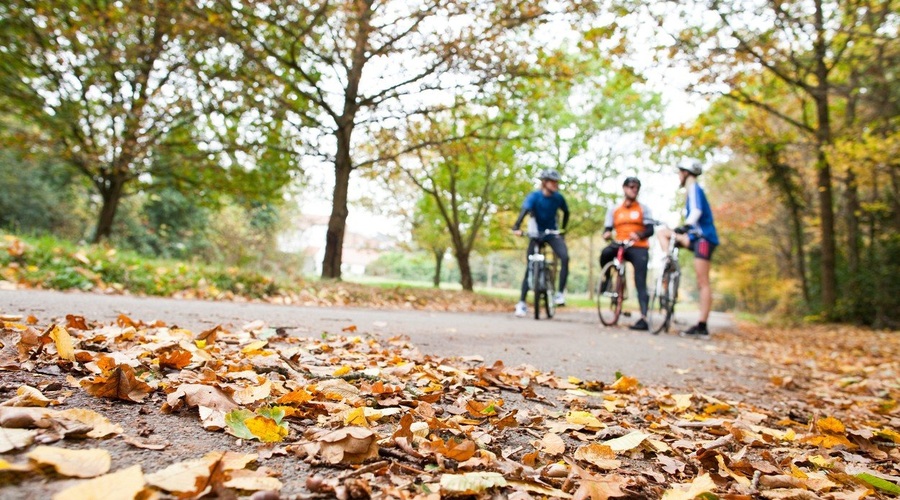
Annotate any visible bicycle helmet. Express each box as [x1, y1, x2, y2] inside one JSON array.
[[678, 160, 703, 176], [623, 176, 641, 187], [539, 169, 562, 182]]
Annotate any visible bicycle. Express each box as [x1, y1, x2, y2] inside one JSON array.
[[596, 240, 634, 326], [647, 224, 681, 334], [524, 229, 560, 320]]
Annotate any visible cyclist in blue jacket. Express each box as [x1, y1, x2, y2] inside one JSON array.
[[656, 160, 719, 337], [512, 169, 570, 317]]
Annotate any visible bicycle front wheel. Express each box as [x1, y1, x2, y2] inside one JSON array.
[[597, 262, 623, 326], [650, 267, 678, 334], [544, 264, 557, 319]]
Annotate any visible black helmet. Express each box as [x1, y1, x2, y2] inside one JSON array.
[[678, 160, 703, 176], [539, 169, 561, 182], [623, 176, 641, 187]]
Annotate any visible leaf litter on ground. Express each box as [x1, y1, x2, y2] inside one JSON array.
[[0, 312, 897, 499]]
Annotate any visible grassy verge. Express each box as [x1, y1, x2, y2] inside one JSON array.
[[0, 232, 515, 311]]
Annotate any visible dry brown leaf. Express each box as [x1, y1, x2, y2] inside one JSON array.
[[0, 385, 53, 407], [122, 434, 168, 450], [574, 444, 621, 470], [51, 464, 145, 500], [145, 451, 223, 495], [55, 408, 123, 438], [313, 427, 379, 464], [223, 469, 283, 492], [27, 445, 111, 478], [65, 315, 89, 330], [661, 473, 717, 500], [540, 432, 566, 456], [0, 427, 37, 452], [81, 364, 154, 402], [165, 383, 238, 412]]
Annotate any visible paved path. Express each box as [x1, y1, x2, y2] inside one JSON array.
[[0, 289, 760, 389]]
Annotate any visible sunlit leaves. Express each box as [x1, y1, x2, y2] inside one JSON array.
[[27, 446, 111, 478], [81, 364, 154, 402], [225, 407, 289, 443]]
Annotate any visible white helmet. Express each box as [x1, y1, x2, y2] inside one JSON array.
[[678, 160, 703, 176]]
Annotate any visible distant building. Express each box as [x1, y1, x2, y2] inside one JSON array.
[[277, 214, 394, 276]]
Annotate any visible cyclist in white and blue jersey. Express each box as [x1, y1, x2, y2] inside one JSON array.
[[512, 169, 570, 317], [656, 160, 719, 337]]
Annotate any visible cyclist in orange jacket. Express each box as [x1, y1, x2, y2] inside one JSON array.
[[600, 176, 655, 331]]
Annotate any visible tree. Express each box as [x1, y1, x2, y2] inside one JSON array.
[[207, 0, 598, 280], [410, 196, 451, 288], [0, 1, 294, 242], [643, 0, 898, 315]]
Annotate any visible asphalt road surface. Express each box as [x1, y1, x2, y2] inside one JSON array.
[[0, 289, 762, 389]]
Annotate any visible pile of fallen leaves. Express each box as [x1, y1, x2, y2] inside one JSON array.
[[1, 234, 512, 312], [1, 313, 898, 499]]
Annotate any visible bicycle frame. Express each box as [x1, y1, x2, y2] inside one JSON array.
[[526, 230, 559, 320]]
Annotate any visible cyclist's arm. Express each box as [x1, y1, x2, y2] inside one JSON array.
[[560, 205, 570, 232], [684, 184, 702, 227], [512, 194, 534, 231], [602, 205, 614, 239], [636, 203, 655, 240]]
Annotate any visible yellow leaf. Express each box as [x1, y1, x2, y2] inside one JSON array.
[[566, 411, 604, 429], [27, 446, 111, 478], [333, 365, 351, 376], [876, 428, 900, 443], [610, 376, 639, 393], [245, 416, 288, 443], [816, 417, 845, 434], [603, 431, 650, 452], [0, 458, 31, 472], [52, 464, 145, 500], [241, 340, 267, 354], [344, 407, 369, 427], [49, 325, 75, 361]]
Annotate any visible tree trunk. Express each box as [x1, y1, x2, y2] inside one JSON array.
[[813, 0, 837, 312], [322, 141, 352, 279], [432, 247, 444, 288], [319, 0, 373, 280], [455, 247, 474, 291], [92, 177, 126, 243]]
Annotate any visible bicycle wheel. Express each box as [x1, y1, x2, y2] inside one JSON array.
[[532, 262, 542, 320], [597, 262, 623, 326], [648, 270, 670, 334], [544, 264, 557, 319]]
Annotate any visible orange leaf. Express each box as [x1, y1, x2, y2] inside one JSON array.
[[65, 315, 89, 330], [158, 349, 192, 370], [81, 365, 154, 402]]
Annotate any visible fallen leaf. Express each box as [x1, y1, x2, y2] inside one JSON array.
[[166, 383, 238, 412], [52, 464, 145, 500], [540, 432, 567, 455], [0, 427, 37, 452], [27, 446, 111, 478], [603, 431, 650, 452], [0, 385, 53, 407], [55, 408, 123, 438], [223, 469, 284, 492], [313, 427, 379, 464], [47, 325, 75, 361], [574, 444, 621, 470], [661, 473, 717, 500], [81, 365, 154, 402], [145, 451, 223, 495], [441, 472, 507, 494]]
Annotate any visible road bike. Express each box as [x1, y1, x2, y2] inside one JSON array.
[[525, 230, 560, 320], [596, 240, 634, 326], [647, 224, 681, 334]]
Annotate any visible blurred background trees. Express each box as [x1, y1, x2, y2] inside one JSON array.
[[0, 0, 895, 326]]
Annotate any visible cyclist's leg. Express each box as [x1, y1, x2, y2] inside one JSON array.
[[692, 238, 716, 323], [626, 247, 650, 318], [599, 245, 616, 291], [546, 235, 569, 292]]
